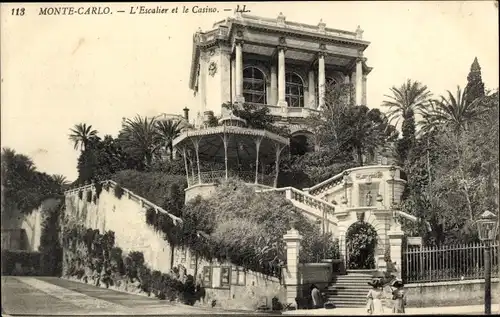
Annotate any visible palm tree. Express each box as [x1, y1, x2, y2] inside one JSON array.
[[382, 79, 432, 128], [52, 174, 70, 189], [69, 123, 98, 151], [420, 86, 488, 132], [119, 115, 160, 168], [155, 119, 182, 160]]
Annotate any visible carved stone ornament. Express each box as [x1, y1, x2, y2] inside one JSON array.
[[209, 49, 215, 56], [319, 43, 326, 50], [236, 30, 243, 37], [279, 37, 286, 45], [208, 62, 217, 77], [356, 172, 383, 180]]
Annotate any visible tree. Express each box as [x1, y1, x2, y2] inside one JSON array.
[[155, 119, 182, 161], [222, 102, 290, 137], [52, 174, 70, 189], [118, 115, 161, 168], [76, 135, 143, 184], [1, 148, 63, 213], [465, 57, 485, 106], [382, 80, 432, 163], [68, 123, 98, 151], [421, 86, 488, 133]]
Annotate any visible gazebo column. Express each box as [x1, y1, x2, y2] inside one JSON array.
[[222, 133, 229, 179], [191, 138, 202, 184], [254, 137, 263, 184], [273, 144, 286, 188], [181, 147, 190, 186]]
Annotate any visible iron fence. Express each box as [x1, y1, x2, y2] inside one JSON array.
[[402, 242, 499, 284]]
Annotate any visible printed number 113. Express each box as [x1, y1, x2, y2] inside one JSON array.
[[12, 8, 25, 16]]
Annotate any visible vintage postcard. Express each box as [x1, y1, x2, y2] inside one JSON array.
[[1, 1, 499, 316]]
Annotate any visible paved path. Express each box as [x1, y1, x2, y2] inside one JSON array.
[[282, 304, 500, 315], [1, 276, 264, 316]]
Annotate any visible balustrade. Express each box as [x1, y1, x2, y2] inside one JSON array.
[[187, 169, 274, 187]]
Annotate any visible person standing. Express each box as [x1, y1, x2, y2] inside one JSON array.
[[391, 279, 407, 314], [366, 278, 384, 315], [310, 284, 322, 309]]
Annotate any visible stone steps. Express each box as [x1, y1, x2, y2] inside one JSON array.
[[325, 273, 374, 308]]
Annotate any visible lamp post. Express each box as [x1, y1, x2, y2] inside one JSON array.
[[389, 164, 397, 209], [476, 210, 499, 315]]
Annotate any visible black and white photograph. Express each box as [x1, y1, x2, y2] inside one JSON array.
[[1, 1, 499, 315]]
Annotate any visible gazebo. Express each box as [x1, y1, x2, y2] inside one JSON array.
[[172, 111, 289, 189]]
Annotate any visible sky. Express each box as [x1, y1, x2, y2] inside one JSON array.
[[1, 1, 498, 181]]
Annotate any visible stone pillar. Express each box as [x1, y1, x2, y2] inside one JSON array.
[[388, 230, 405, 279], [362, 75, 367, 106], [318, 53, 326, 110], [283, 228, 303, 308], [231, 59, 236, 102], [235, 40, 244, 103], [308, 70, 315, 108], [277, 46, 288, 108], [355, 58, 363, 106], [199, 53, 207, 113], [270, 64, 278, 105]]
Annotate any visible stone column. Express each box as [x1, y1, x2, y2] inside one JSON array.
[[270, 64, 278, 105], [277, 46, 288, 108], [318, 52, 326, 110], [283, 228, 303, 309], [362, 75, 367, 106], [231, 59, 236, 102], [235, 40, 244, 103], [199, 53, 207, 113], [355, 57, 363, 106], [388, 230, 405, 279], [308, 70, 316, 108]]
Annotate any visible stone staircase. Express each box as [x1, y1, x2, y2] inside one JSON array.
[[324, 272, 373, 308]]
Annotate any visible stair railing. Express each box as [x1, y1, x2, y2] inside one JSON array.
[[64, 180, 183, 225], [257, 187, 335, 215]]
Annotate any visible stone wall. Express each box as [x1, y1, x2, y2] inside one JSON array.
[[405, 278, 500, 307], [297, 263, 333, 298], [64, 184, 284, 310]]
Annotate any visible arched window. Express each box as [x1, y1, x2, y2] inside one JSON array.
[[285, 72, 304, 108], [243, 67, 267, 104]]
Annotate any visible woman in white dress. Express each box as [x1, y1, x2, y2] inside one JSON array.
[[366, 278, 384, 315]]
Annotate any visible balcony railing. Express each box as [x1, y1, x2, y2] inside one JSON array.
[[245, 102, 320, 118], [187, 170, 274, 187]]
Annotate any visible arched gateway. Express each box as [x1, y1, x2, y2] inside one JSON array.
[[345, 221, 378, 270]]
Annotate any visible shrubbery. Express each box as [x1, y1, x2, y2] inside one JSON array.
[[1, 250, 42, 275], [174, 179, 340, 277], [62, 222, 197, 304]]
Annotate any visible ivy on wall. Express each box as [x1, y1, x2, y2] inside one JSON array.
[[62, 221, 200, 304]]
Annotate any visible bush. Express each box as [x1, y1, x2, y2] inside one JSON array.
[[2, 250, 42, 275], [39, 200, 64, 276], [62, 222, 193, 303], [94, 182, 103, 198], [179, 179, 337, 277], [114, 185, 124, 199]]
